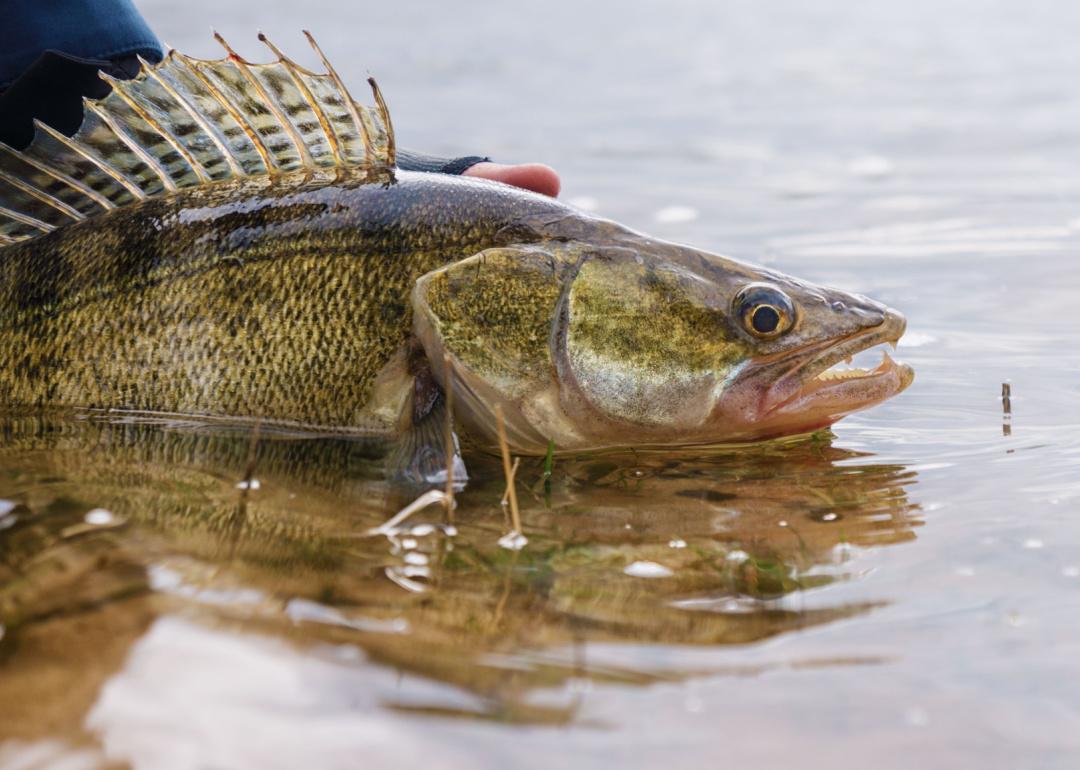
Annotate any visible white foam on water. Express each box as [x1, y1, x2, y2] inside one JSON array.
[[624, 561, 674, 578]]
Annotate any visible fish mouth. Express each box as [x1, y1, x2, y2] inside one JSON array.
[[755, 309, 914, 432]]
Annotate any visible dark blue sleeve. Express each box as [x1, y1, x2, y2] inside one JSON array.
[[0, 0, 162, 90]]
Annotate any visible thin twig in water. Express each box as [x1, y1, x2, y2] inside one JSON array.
[[1002, 381, 1012, 437], [501, 457, 521, 507], [494, 404, 523, 535], [228, 419, 262, 558], [364, 489, 449, 536], [443, 354, 456, 521]]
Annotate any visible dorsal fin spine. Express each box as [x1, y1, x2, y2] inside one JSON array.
[[139, 55, 246, 179], [83, 98, 178, 193], [367, 78, 396, 168], [184, 58, 275, 172], [33, 120, 147, 200], [0, 204, 55, 233], [259, 32, 344, 166], [303, 30, 375, 162], [0, 168, 86, 222], [0, 143, 116, 211], [215, 32, 313, 169], [102, 72, 213, 185]]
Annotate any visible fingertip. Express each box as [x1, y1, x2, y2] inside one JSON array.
[[464, 162, 562, 198], [511, 163, 561, 198]]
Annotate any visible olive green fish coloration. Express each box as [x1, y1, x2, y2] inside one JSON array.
[[0, 34, 913, 465]]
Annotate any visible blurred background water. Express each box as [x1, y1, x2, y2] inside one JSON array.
[[2, 0, 1080, 768]]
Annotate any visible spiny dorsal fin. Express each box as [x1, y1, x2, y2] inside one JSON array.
[[0, 31, 395, 246]]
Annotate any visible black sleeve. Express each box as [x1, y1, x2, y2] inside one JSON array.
[[396, 149, 490, 176], [0, 50, 143, 150]]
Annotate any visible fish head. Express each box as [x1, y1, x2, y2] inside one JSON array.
[[412, 232, 913, 454]]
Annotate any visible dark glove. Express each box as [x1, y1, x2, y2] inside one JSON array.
[[0, 50, 144, 150], [397, 149, 491, 176]]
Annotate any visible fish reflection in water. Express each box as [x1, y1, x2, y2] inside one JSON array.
[[0, 415, 918, 748]]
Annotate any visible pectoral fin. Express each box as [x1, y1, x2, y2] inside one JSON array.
[[385, 356, 467, 488]]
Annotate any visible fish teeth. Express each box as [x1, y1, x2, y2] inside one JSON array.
[[818, 365, 870, 381]]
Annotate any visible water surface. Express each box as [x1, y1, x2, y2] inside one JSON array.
[[2, 1, 1080, 768]]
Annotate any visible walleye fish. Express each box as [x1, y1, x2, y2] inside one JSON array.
[[0, 33, 912, 466]]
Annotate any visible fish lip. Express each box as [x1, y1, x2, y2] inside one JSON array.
[[758, 309, 911, 416]]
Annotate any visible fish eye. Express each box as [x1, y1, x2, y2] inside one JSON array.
[[734, 284, 795, 339]]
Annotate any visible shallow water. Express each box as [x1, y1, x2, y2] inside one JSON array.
[[3, 1, 1080, 768]]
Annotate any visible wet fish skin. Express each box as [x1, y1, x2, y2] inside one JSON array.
[[0, 168, 568, 431]]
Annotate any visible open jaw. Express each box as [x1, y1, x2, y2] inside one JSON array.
[[751, 310, 914, 435]]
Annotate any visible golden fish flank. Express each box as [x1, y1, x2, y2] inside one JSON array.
[[0, 34, 912, 455]]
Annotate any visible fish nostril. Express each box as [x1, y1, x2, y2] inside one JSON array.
[[831, 300, 846, 312]]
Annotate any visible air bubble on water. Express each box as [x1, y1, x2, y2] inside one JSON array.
[[778, 520, 789, 527], [84, 508, 116, 526], [235, 478, 261, 490], [404, 552, 428, 566], [1023, 538, 1044, 550], [401, 538, 418, 550], [668, 538, 687, 549], [821, 512, 838, 522], [654, 205, 699, 224], [442, 524, 458, 538], [726, 549, 750, 563], [410, 524, 436, 537], [624, 561, 674, 578], [498, 531, 528, 551]]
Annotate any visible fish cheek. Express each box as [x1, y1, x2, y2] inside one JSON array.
[[556, 259, 751, 437]]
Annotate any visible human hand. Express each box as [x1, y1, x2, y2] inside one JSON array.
[[462, 162, 560, 198]]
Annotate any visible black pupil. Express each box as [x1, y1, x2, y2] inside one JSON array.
[[751, 305, 781, 334]]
